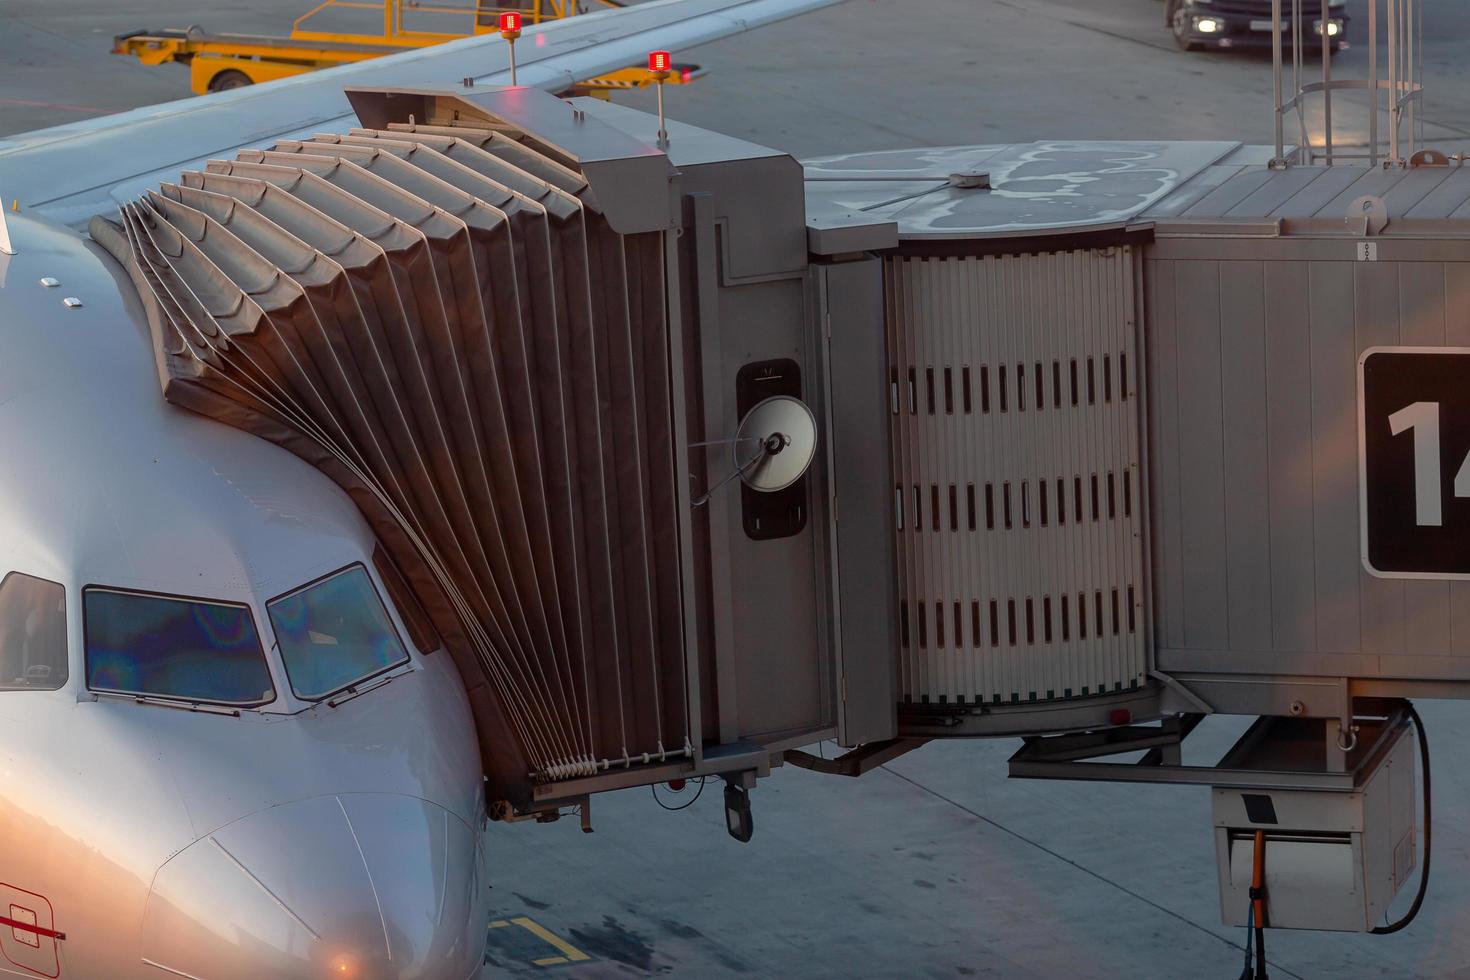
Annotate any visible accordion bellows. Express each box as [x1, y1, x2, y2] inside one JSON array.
[[91, 123, 688, 804]]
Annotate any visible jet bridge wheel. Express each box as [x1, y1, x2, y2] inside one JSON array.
[[207, 69, 253, 92]]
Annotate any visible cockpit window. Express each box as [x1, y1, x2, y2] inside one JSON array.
[[267, 565, 408, 700], [84, 589, 274, 706], [0, 573, 68, 691]]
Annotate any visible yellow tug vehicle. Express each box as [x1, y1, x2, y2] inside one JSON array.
[[113, 0, 702, 96]]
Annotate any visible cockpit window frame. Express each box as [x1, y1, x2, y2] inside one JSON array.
[[81, 585, 278, 709], [265, 562, 412, 703]]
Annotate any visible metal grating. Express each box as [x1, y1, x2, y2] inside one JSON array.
[[886, 249, 1147, 705], [90, 122, 688, 801]]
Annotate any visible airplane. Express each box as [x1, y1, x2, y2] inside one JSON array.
[[0, 2, 838, 977]]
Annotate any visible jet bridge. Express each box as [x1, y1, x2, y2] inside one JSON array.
[[92, 84, 842, 821], [93, 81, 1469, 912]]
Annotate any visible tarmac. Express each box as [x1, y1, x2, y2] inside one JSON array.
[[4, 0, 1470, 976]]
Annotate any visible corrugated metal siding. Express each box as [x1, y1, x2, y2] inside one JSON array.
[[1147, 252, 1470, 674], [1149, 163, 1470, 223], [886, 250, 1147, 705]]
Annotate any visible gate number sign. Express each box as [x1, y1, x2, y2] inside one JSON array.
[[1360, 347, 1470, 577]]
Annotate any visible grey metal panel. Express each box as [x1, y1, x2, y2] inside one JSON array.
[[1217, 261, 1273, 651], [687, 192, 740, 744], [1146, 259, 1186, 649], [806, 214, 901, 256], [1447, 264, 1470, 655], [343, 88, 678, 236], [1396, 262, 1452, 657], [1404, 168, 1470, 218], [1308, 261, 1361, 655], [1139, 247, 1470, 674], [674, 152, 822, 741], [1114, 193, 1470, 685], [804, 141, 1240, 240], [1267, 167, 1365, 219], [887, 249, 1147, 705], [1158, 647, 1382, 676], [1353, 262, 1406, 657], [1263, 261, 1318, 653], [1152, 236, 1470, 263], [1222, 166, 1328, 218], [818, 259, 898, 745], [1172, 261, 1229, 649], [1312, 167, 1412, 220], [724, 280, 823, 738], [1181, 169, 1275, 218], [1141, 165, 1243, 219], [1377, 167, 1459, 219]]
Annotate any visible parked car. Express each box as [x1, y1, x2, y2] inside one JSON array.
[[1165, 0, 1346, 53]]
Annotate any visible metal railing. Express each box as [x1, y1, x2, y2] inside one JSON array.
[[1271, 0, 1424, 167]]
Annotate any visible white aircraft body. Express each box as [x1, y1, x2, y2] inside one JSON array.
[[0, 1, 837, 977]]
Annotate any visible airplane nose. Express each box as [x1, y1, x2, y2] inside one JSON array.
[[139, 794, 487, 980]]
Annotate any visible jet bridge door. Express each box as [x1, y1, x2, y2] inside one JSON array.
[[885, 246, 1149, 708]]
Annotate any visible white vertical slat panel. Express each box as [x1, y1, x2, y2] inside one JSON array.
[[886, 249, 1146, 704], [1122, 248, 1147, 685]]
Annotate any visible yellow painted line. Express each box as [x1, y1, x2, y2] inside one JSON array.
[[511, 917, 591, 963], [488, 919, 512, 929], [533, 956, 569, 966]]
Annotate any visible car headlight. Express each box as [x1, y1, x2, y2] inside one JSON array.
[[1195, 15, 1223, 33]]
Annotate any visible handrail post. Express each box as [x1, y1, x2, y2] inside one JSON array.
[[1369, 0, 1378, 165], [1407, 0, 1416, 154], [1272, 0, 1285, 164], [1321, 0, 1332, 164], [1292, 0, 1305, 158], [1388, 0, 1398, 164]]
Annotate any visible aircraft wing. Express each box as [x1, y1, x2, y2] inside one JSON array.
[[0, 0, 841, 226]]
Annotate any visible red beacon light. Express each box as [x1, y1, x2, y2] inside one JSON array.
[[648, 50, 673, 147], [499, 11, 522, 85]]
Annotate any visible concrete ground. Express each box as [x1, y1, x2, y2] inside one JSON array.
[[4, 0, 1470, 976]]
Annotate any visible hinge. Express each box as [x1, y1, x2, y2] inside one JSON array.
[[824, 312, 831, 338]]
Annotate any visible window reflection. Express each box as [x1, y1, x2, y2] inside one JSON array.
[[84, 589, 273, 705], [268, 565, 408, 700], [0, 573, 67, 691]]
